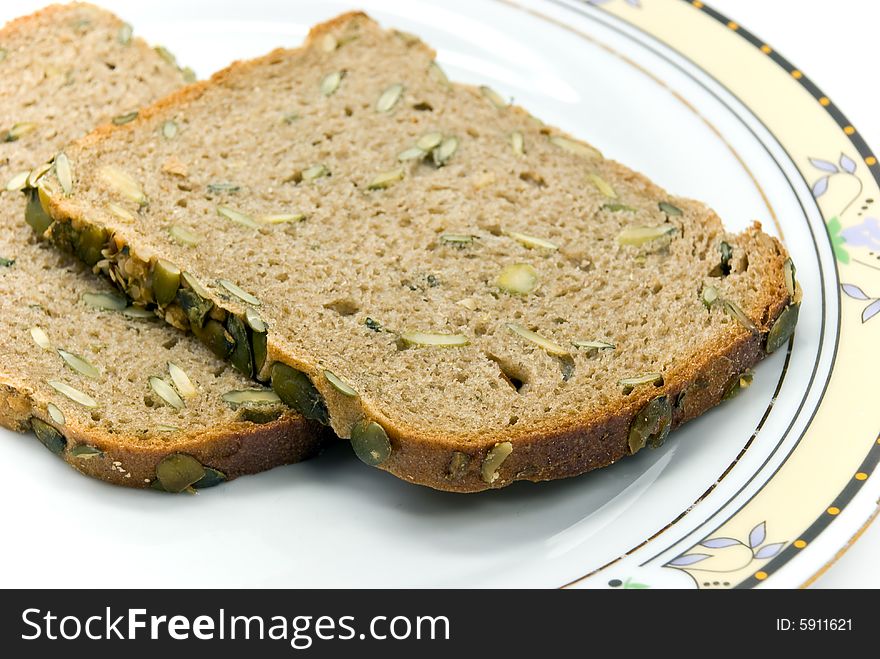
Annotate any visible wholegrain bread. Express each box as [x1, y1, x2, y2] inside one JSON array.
[[34, 12, 800, 492], [0, 4, 325, 489]]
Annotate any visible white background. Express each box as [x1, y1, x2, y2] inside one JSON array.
[[710, 0, 880, 589]]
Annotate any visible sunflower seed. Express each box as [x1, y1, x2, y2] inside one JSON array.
[[377, 83, 404, 112], [432, 136, 458, 166], [416, 132, 443, 151], [617, 225, 676, 246], [168, 363, 196, 398], [27, 162, 52, 188], [47, 403, 65, 426], [117, 23, 133, 45], [217, 205, 259, 229], [47, 380, 97, 408], [99, 165, 145, 204], [368, 167, 405, 190], [208, 182, 240, 194], [588, 173, 616, 198], [302, 164, 329, 181], [54, 153, 73, 195], [399, 332, 469, 347], [245, 307, 267, 333], [397, 147, 426, 162], [4, 122, 37, 142], [497, 263, 538, 295], [572, 340, 615, 353], [112, 111, 138, 125], [149, 376, 184, 410], [31, 327, 51, 350], [510, 131, 525, 155], [507, 231, 557, 251], [5, 170, 29, 192], [71, 445, 102, 459], [258, 213, 305, 224], [162, 120, 178, 139], [219, 279, 260, 306], [169, 224, 202, 246], [619, 373, 664, 394], [58, 349, 100, 379], [549, 135, 601, 160], [658, 201, 683, 216], [480, 85, 508, 109], [481, 442, 513, 484], [506, 323, 569, 357], [81, 291, 127, 311], [722, 299, 757, 333], [440, 233, 477, 245], [320, 71, 343, 96]]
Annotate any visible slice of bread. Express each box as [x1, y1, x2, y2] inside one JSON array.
[[0, 4, 325, 490], [35, 12, 800, 492]]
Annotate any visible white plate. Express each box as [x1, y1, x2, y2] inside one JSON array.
[[3, 0, 878, 588]]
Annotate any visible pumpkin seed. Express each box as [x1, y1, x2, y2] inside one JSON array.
[[440, 233, 476, 245], [497, 263, 538, 295], [227, 314, 253, 377], [122, 307, 155, 319], [219, 279, 260, 306], [193, 467, 226, 489], [72, 223, 108, 266], [252, 329, 268, 379], [506, 323, 569, 357], [783, 258, 796, 298], [150, 376, 184, 410], [31, 327, 51, 350], [25, 188, 52, 235], [191, 319, 234, 359], [447, 451, 470, 481], [221, 389, 281, 406], [588, 173, 616, 198], [325, 370, 357, 397], [47, 403, 65, 426], [350, 419, 392, 466], [244, 307, 267, 333], [0, 256, 12, 267], [481, 441, 513, 484], [169, 224, 202, 247], [765, 303, 800, 353], [82, 291, 127, 311], [58, 349, 100, 379], [399, 332, 469, 348], [156, 425, 180, 433], [5, 170, 29, 192], [154, 45, 177, 66], [619, 373, 663, 394], [70, 445, 102, 459], [302, 164, 329, 181], [153, 258, 181, 306], [259, 213, 305, 224], [602, 203, 637, 212], [368, 167, 405, 190], [271, 363, 329, 424], [4, 122, 37, 142], [416, 132, 443, 151], [722, 299, 757, 333], [377, 83, 404, 112], [117, 23, 133, 45], [207, 182, 240, 194], [168, 363, 196, 399], [320, 71, 343, 96], [217, 205, 259, 229], [718, 241, 733, 276], [658, 201, 683, 216], [321, 33, 338, 52], [432, 136, 458, 166], [54, 153, 73, 195], [617, 225, 676, 246], [507, 231, 557, 251], [47, 380, 97, 408], [32, 418, 66, 455], [722, 370, 754, 401], [99, 165, 145, 205], [428, 61, 450, 87], [549, 135, 601, 159], [27, 162, 52, 188], [107, 202, 135, 222], [480, 85, 508, 109], [628, 396, 672, 454], [156, 454, 205, 493], [701, 285, 719, 309], [182, 67, 197, 83], [112, 111, 138, 125], [398, 146, 426, 162], [572, 339, 615, 353], [510, 131, 525, 155], [162, 120, 178, 139]]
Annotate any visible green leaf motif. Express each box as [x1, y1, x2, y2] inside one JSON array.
[[826, 216, 850, 264], [623, 578, 650, 589]]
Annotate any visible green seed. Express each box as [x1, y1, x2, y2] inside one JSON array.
[[54, 153, 73, 195], [271, 363, 329, 425], [440, 233, 476, 245], [81, 291, 127, 311], [701, 285, 719, 309], [481, 442, 513, 484], [99, 165, 145, 205], [162, 120, 178, 139], [168, 363, 196, 399], [46, 380, 97, 408], [219, 279, 260, 306], [177, 273, 213, 327], [302, 164, 329, 181], [32, 418, 66, 455], [428, 61, 450, 87], [5, 170, 29, 192], [617, 225, 676, 246], [602, 203, 637, 212], [398, 147, 426, 162], [112, 111, 138, 125], [169, 224, 202, 247], [350, 419, 392, 466], [320, 71, 343, 96], [722, 370, 754, 401], [722, 299, 758, 333], [432, 136, 459, 166], [507, 231, 557, 251], [47, 403, 65, 425], [191, 319, 234, 359], [765, 303, 800, 353], [399, 332, 469, 348], [27, 162, 52, 188], [368, 167, 405, 190], [572, 339, 615, 353], [207, 182, 241, 194], [107, 203, 134, 222], [589, 173, 616, 198], [74, 223, 108, 266], [244, 307, 267, 333], [628, 396, 672, 454], [719, 241, 733, 275], [153, 259, 181, 306], [497, 263, 538, 295], [25, 188, 53, 235], [122, 307, 155, 319], [324, 370, 357, 397], [506, 323, 569, 357], [549, 135, 601, 160], [619, 373, 664, 394], [31, 327, 51, 350], [156, 454, 205, 493], [252, 330, 268, 379], [182, 67, 196, 83], [221, 389, 282, 406], [783, 258, 796, 298], [70, 445, 102, 459], [658, 201, 683, 216], [4, 122, 37, 142], [117, 23, 133, 45], [193, 467, 226, 489], [510, 131, 525, 155], [150, 376, 184, 410], [217, 205, 259, 229], [447, 451, 470, 481], [416, 132, 443, 151], [0, 256, 13, 267], [376, 83, 404, 112], [258, 213, 305, 225], [480, 85, 508, 108], [227, 314, 253, 377], [58, 349, 100, 379], [154, 45, 178, 66]]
